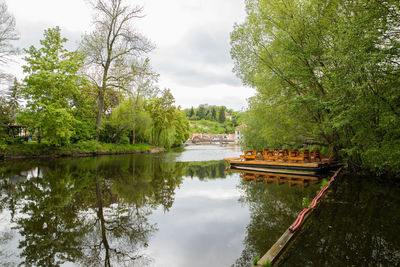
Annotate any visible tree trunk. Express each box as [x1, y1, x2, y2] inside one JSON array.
[[156, 129, 162, 146], [37, 129, 41, 144], [96, 89, 105, 140], [96, 56, 110, 140], [151, 128, 155, 146], [131, 128, 135, 144]]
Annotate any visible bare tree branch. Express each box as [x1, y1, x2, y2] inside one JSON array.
[[80, 0, 154, 138]]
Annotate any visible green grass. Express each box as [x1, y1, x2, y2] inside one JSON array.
[[253, 256, 260, 265], [302, 196, 312, 208], [0, 141, 153, 157], [320, 178, 329, 188], [252, 257, 271, 266]]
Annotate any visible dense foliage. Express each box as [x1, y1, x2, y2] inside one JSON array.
[[0, 0, 190, 150], [18, 27, 85, 146], [231, 0, 400, 175], [189, 120, 235, 134], [183, 104, 243, 134], [184, 104, 229, 122]]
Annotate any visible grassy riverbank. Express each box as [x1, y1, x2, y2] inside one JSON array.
[[0, 141, 160, 158]]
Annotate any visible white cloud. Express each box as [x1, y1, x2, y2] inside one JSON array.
[[163, 78, 254, 110], [4, 0, 255, 110], [7, 0, 91, 32]]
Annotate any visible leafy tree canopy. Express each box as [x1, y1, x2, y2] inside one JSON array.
[[18, 27, 86, 146], [231, 0, 400, 175]]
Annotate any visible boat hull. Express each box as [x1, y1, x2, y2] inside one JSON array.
[[224, 157, 341, 175]]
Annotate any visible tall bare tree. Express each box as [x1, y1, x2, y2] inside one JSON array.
[[0, 1, 19, 83], [81, 0, 153, 138]]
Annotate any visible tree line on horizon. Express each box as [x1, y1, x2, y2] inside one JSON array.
[[183, 104, 233, 123], [183, 104, 243, 134], [0, 0, 190, 148]]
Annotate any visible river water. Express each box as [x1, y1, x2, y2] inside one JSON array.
[[0, 145, 364, 266], [279, 173, 400, 266]]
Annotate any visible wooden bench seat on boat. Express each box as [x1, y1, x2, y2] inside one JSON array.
[[277, 149, 289, 161], [256, 150, 264, 160], [289, 149, 311, 162], [242, 149, 324, 163], [263, 149, 275, 161], [311, 150, 322, 162], [225, 148, 340, 174], [262, 149, 290, 161], [244, 150, 256, 161]]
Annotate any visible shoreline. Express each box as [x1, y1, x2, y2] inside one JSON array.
[[0, 143, 167, 160]]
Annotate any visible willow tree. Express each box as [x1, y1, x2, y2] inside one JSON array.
[[81, 0, 153, 138], [146, 89, 176, 146], [231, 0, 400, 174], [128, 58, 159, 143]]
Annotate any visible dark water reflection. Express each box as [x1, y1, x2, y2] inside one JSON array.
[[279, 174, 400, 266], [231, 170, 324, 267], [0, 145, 321, 266]]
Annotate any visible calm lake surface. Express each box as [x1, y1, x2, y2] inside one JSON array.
[[0, 145, 323, 266]]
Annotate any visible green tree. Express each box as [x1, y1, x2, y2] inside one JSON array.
[[218, 106, 226, 123], [211, 106, 217, 121], [6, 78, 19, 112], [41, 104, 76, 146], [231, 0, 400, 174], [128, 58, 159, 144], [146, 89, 175, 146], [18, 27, 85, 146], [101, 97, 151, 144], [189, 106, 195, 118], [0, 96, 10, 138], [197, 104, 206, 120], [159, 109, 190, 148], [0, 78, 20, 139], [173, 109, 190, 145]]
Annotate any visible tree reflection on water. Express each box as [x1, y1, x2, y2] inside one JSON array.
[[0, 155, 229, 266], [231, 170, 323, 267], [0, 155, 334, 267]]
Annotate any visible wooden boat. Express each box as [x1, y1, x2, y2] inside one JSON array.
[[224, 149, 341, 175]]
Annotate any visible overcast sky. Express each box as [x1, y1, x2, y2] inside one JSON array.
[[5, 0, 255, 111]]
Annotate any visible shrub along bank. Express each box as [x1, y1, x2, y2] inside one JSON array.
[[0, 141, 163, 159]]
